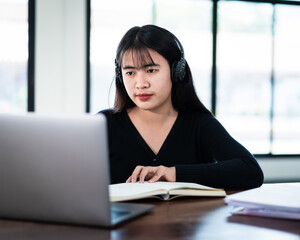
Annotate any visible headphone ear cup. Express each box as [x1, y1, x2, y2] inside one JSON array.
[[116, 74, 122, 84], [115, 60, 123, 83], [115, 68, 122, 83], [172, 58, 187, 83]]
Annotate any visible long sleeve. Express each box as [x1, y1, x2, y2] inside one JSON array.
[[175, 116, 264, 189]]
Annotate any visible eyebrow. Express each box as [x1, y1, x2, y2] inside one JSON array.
[[122, 63, 160, 70]]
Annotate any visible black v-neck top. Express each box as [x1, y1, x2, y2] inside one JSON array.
[[100, 109, 264, 189], [123, 109, 180, 158]]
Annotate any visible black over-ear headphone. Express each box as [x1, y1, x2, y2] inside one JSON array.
[[169, 32, 187, 83], [114, 32, 187, 83], [115, 59, 122, 84]]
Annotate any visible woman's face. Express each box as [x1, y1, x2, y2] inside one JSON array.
[[121, 49, 174, 113]]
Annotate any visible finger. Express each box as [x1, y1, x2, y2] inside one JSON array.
[[139, 167, 157, 183], [130, 166, 143, 183], [148, 166, 164, 183], [126, 176, 132, 183], [138, 167, 152, 183]]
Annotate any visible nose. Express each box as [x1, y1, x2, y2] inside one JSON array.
[[136, 73, 149, 89]]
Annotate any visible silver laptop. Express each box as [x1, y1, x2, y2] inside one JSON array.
[[0, 113, 154, 227]]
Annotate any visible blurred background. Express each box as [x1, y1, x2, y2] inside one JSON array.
[[0, 0, 299, 182]]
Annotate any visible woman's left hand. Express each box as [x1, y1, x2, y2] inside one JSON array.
[[126, 165, 176, 183]]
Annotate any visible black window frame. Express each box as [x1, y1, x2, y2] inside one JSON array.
[[28, 0, 35, 112]]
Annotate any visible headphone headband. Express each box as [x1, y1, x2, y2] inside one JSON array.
[[168, 31, 185, 59], [115, 30, 187, 83]]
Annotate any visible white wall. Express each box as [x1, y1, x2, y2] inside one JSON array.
[[35, 0, 87, 113], [258, 157, 300, 183]]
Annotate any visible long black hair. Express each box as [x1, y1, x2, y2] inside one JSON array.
[[114, 24, 211, 114]]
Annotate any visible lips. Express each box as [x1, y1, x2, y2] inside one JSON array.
[[136, 94, 152, 101]]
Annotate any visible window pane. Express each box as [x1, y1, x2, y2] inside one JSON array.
[[0, 0, 28, 113], [90, 0, 152, 113], [90, 0, 212, 113], [155, 0, 212, 109], [217, 1, 273, 154], [273, 5, 300, 154]]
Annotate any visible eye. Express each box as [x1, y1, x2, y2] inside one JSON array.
[[125, 71, 135, 76], [147, 69, 157, 73]]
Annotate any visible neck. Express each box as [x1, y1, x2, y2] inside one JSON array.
[[128, 106, 178, 124]]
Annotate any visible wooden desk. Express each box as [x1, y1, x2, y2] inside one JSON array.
[[0, 194, 299, 240]]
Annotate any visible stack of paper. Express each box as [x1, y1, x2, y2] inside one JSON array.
[[225, 182, 300, 220]]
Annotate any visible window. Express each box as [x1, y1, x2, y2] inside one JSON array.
[[89, 0, 300, 155], [90, 0, 153, 113], [0, 0, 29, 113], [90, 0, 212, 113], [216, 0, 300, 155], [154, 0, 212, 109], [273, 4, 300, 154], [217, 1, 273, 154]]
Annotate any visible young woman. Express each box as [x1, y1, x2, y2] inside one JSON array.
[[100, 25, 264, 189]]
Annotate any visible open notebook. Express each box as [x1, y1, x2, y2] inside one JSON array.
[[110, 181, 226, 202]]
